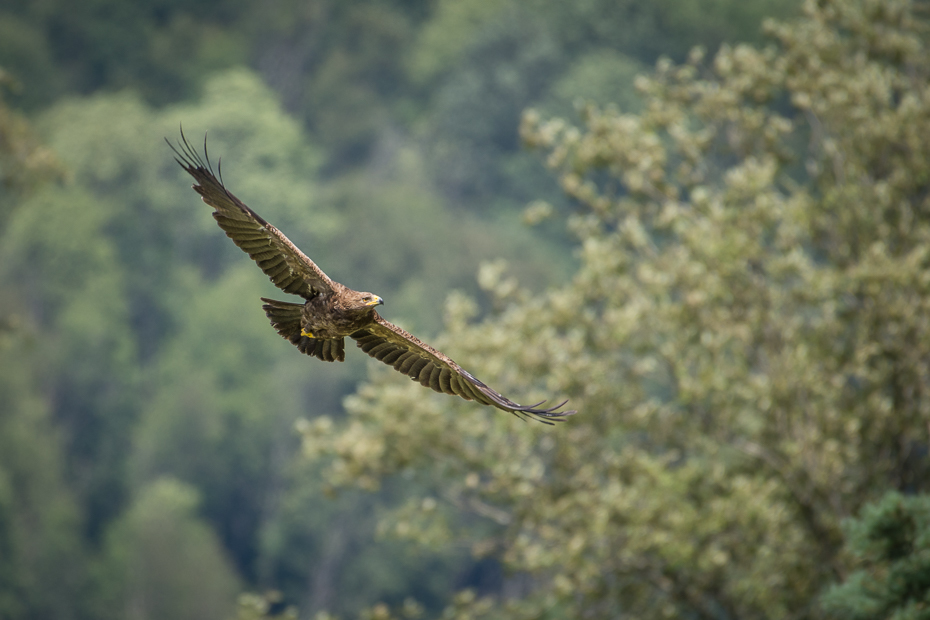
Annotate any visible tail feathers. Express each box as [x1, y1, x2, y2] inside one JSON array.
[[261, 297, 303, 340], [260, 297, 345, 362]]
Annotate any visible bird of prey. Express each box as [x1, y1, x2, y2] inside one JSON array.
[[168, 132, 574, 424]]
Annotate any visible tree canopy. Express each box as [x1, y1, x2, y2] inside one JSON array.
[[302, 0, 930, 617]]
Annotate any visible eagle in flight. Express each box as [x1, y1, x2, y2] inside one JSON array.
[[169, 132, 574, 424]]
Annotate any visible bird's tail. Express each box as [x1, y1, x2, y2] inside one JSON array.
[[260, 298, 345, 362]]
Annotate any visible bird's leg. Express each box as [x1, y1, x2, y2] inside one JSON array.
[[301, 328, 315, 338]]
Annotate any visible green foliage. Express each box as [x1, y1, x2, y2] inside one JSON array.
[[234, 592, 298, 620], [0, 69, 62, 222], [410, 0, 801, 207], [257, 456, 472, 618], [93, 478, 240, 620], [539, 50, 648, 118], [304, 0, 930, 618], [0, 343, 86, 620], [0, 85, 88, 620], [0, 0, 248, 107], [297, 3, 416, 166], [407, 0, 507, 84], [822, 492, 930, 620], [5, 0, 901, 618]]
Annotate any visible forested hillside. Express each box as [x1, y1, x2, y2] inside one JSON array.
[[4, 0, 928, 619]]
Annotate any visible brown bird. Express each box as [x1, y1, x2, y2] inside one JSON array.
[[169, 132, 574, 424]]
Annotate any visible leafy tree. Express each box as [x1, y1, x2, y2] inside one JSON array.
[[0, 335, 87, 620], [0, 0, 250, 107], [822, 491, 930, 620], [93, 478, 240, 620], [0, 68, 62, 224], [234, 592, 297, 620], [257, 458, 470, 618], [410, 0, 801, 208], [302, 0, 930, 617], [0, 82, 87, 620]]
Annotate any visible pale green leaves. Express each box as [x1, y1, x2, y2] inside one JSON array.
[[303, 0, 930, 618]]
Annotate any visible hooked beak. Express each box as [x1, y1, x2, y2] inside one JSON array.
[[366, 296, 384, 307]]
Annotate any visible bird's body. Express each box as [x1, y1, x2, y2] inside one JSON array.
[[169, 132, 574, 423], [300, 286, 382, 340]]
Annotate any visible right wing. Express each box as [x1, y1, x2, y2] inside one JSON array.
[[351, 314, 575, 424]]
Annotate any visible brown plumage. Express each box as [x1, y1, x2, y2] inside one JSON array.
[[168, 131, 575, 424]]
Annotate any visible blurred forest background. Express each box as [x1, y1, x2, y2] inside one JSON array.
[[2, 0, 929, 618]]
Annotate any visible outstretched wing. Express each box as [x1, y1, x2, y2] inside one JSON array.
[[169, 130, 334, 300], [351, 315, 575, 424]]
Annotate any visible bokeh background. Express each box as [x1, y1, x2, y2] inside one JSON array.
[[2, 0, 929, 619]]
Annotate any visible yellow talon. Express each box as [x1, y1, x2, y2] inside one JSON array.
[[301, 328, 314, 338]]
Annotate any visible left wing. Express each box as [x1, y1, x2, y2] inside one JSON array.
[[168, 130, 335, 300], [351, 315, 575, 424]]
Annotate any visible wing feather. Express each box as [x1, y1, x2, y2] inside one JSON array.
[[408, 358, 430, 378], [439, 370, 457, 396], [395, 352, 418, 372], [449, 376, 471, 399], [350, 315, 575, 423], [417, 363, 434, 386], [169, 131, 334, 300], [428, 366, 443, 393]]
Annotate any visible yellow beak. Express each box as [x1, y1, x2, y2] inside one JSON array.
[[366, 296, 384, 306]]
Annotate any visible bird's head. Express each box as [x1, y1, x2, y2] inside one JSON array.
[[351, 291, 384, 310]]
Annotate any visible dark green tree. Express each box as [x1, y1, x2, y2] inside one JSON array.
[[409, 0, 801, 208], [93, 478, 240, 620], [0, 75, 86, 620], [0, 68, 61, 223], [822, 492, 930, 620]]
